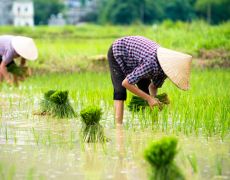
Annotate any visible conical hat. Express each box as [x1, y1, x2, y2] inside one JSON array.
[[11, 36, 38, 61], [157, 47, 192, 90]]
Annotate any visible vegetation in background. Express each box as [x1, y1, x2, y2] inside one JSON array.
[[80, 106, 108, 143], [195, 0, 230, 24], [34, 0, 65, 25], [0, 21, 229, 72], [99, 0, 230, 24], [144, 136, 184, 180], [32, 0, 230, 25]]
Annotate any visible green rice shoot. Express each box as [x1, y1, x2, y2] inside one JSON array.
[[40, 90, 76, 118]]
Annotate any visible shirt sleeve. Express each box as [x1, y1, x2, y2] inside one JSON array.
[[2, 46, 15, 65], [152, 72, 167, 88], [127, 60, 156, 84]]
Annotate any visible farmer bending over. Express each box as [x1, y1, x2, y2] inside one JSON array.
[[0, 35, 38, 85], [107, 36, 192, 125]]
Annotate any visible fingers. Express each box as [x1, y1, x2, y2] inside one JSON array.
[[148, 97, 164, 111]]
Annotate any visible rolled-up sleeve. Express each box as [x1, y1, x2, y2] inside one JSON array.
[[126, 60, 155, 84]]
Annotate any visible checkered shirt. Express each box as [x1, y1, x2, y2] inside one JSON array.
[[112, 36, 166, 88]]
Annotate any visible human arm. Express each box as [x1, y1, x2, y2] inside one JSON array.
[[122, 78, 161, 109], [0, 61, 13, 85]]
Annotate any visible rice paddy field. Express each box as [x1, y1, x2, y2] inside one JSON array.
[[0, 22, 230, 180]]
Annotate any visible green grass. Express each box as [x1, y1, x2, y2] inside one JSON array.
[[0, 69, 229, 139], [0, 21, 229, 71]]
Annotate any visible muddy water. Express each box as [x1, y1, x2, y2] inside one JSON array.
[[0, 95, 230, 180]]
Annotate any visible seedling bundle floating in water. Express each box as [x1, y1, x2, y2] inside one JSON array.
[[128, 93, 170, 112], [80, 106, 108, 143], [144, 136, 184, 180], [40, 90, 75, 118]]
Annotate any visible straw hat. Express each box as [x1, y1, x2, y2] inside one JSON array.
[[11, 36, 38, 61], [157, 47, 192, 90]]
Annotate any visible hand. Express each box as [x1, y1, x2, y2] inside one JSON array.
[[147, 96, 163, 110], [6, 79, 14, 86]]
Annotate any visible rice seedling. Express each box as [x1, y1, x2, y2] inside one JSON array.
[[80, 106, 108, 143], [215, 156, 223, 176], [144, 136, 184, 180], [27, 167, 35, 180], [40, 90, 76, 118], [7, 64, 28, 77], [128, 93, 170, 112], [0, 163, 3, 180], [32, 127, 39, 145], [187, 154, 198, 174], [5, 127, 8, 142]]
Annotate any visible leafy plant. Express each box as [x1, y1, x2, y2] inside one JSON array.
[[81, 124, 107, 143], [144, 136, 178, 168], [80, 106, 108, 143], [187, 154, 198, 173], [80, 106, 102, 126], [7, 64, 28, 77], [49, 91, 68, 104], [44, 90, 56, 100], [40, 90, 75, 118], [144, 136, 184, 180]]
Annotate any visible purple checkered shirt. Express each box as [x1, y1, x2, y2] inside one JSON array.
[[112, 36, 166, 88]]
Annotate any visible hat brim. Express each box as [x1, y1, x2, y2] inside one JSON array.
[[157, 47, 192, 91], [12, 36, 38, 61]]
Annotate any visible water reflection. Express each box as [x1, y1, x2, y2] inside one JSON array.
[[114, 125, 127, 180]]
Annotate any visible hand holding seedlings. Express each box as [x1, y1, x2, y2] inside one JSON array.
[[128, 93, 169, 112], [147, 96, 163, 111]]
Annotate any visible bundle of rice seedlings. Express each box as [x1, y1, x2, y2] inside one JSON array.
[[144, 136, 184, 180], [81, 124, 107, 143], [80, 106, 108, 143], [128, 93, 170, 112], [156, 93, 170, 104], [40, 90, 75, 118], [40, 90, 56, 112], [7, 63, 28, 77]]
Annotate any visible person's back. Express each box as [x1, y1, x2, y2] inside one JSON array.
[[112, 36, 160, 75], [0, 35, 17, 65]]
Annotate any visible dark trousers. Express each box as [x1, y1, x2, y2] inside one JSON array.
[[107, 46, 151, 100]]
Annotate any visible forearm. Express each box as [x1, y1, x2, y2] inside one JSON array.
[[0, 63, 12, 82], [0, 72, 3, 82], [122, 78, 162, 109], [122, 78, 151, 101]]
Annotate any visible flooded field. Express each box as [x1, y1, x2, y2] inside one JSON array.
[[0, 70, 229, 180]]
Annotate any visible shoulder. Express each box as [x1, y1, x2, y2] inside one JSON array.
[[1, 43, 16, 65]]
